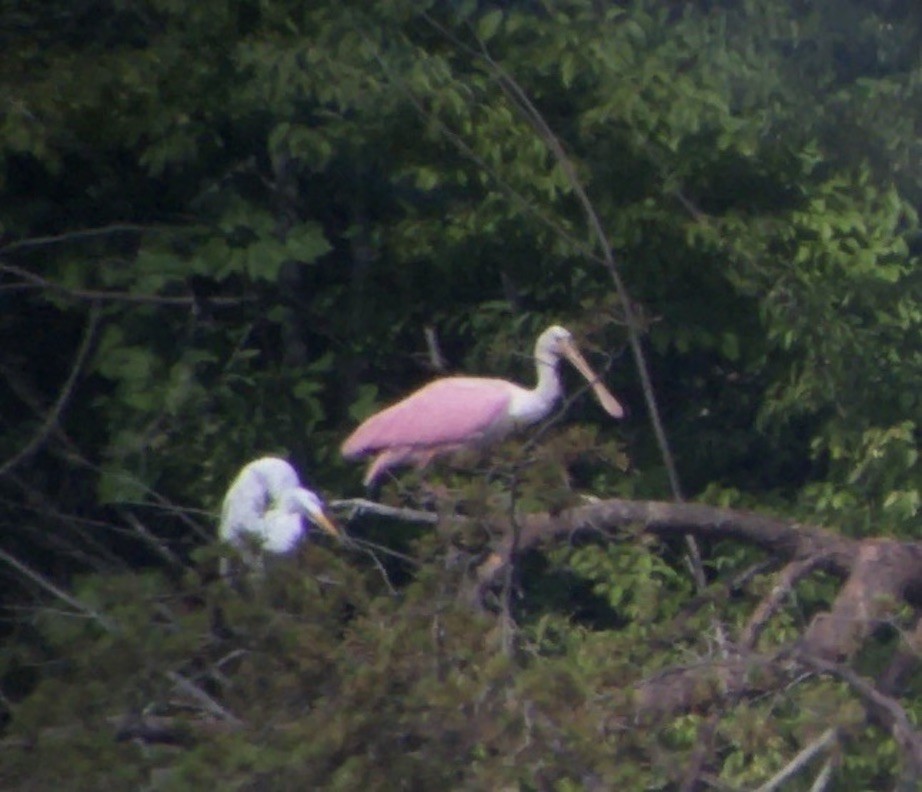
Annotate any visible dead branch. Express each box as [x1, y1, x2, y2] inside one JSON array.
[[798, 653, 922, 783], [472, 496, 922, 720], [344, 493, 919, 672], [165, 671, 243, 726], [477, 498, 858, 596], [740, 556, 830, 649], [880, 616, 922, 696], [1, 713, 241, 752], [802, 539, 922, 661], [423, 325, 448, 372], [624, 653, 784, 721], [753, 727, 838, 792], [331, 498, 440, 525]]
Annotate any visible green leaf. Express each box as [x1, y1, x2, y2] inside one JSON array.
[[284, 222, 332, 263], [477, 10, 503, 42]]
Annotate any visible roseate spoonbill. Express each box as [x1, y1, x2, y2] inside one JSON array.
[[341, 325, 624, 486], [219, 457, 340, 573]]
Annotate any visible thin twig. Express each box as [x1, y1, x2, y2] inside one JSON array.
[[414, 15, 704, 593], [423, 325, 448, 371], [346, 535, 421, 567], [0, 264, 247, 307], [354, 544, 399, 596], [484, 55, 687, 507], [0, 544, 243, 727], [363, 38, 604, 267], [0, 224, 151, 253], [0, 548, 118, 632], [680, 714, 722, 792], [120, 511, 186, 570], [0, 303, 100, 478], [501, 475, 522, 656], [165, 671, 243, 725]]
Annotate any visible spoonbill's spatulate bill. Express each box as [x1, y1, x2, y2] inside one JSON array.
[[219, 457, 340, 572], [341, 325, 624, 486]]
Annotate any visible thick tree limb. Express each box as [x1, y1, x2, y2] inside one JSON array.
[[495, 499, 922, 653], [343, 494, 920, 671], [880, 615, 922, 696], [476, 498, 858, 596], [803, 539, 922, 661]]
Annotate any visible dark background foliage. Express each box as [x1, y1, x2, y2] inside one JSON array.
[[0, 0, 919, 788]]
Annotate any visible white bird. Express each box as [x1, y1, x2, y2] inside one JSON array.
[[219, 457, 340, 574]]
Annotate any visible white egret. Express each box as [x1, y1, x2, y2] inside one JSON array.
[[219, 456, 340, 574]]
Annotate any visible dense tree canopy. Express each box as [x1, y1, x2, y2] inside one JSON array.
[[1, 1, 920, 789]]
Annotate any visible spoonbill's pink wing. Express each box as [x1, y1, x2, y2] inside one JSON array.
[[341, 377, 513, 458]]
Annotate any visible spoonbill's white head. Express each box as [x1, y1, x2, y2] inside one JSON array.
[[535, 325, 624, 418]]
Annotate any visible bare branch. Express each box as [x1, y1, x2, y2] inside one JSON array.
[[802, 539, 922, 661], [740, 556, 830, 649], [478, 498, 857, 591], [798, 653, 922, 782], [809, 758, 834, 792], [120, 511, 186, 570], [0, 264, 247, 307], [0, 224, 150, 253], [363, 33, 605, 268], [480, 53, 686, 508], [417, 17, 712, 613], [423, 325, 448, 372], [680, 715, 722, 792], [627, 653, 783, 720], [0, 304, 100, 478], [753, 727, 838, 792], [165, 671, 243, 726], [0, 548, 117, 631], [331, 498, 440, 525], [345, 536, 421, 567]]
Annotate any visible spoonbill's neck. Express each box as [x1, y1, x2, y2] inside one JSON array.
[[532, 349, 564, 405]]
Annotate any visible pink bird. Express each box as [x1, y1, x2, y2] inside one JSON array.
[[341, 325, 624, 486]]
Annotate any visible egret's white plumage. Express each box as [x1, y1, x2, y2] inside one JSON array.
[[219, 457, 339, 573]]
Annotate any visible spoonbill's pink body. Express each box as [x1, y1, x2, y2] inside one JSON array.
[[341, 325, 624, 486]]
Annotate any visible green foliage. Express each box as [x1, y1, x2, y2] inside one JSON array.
[[1, 0, 920, 787]]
